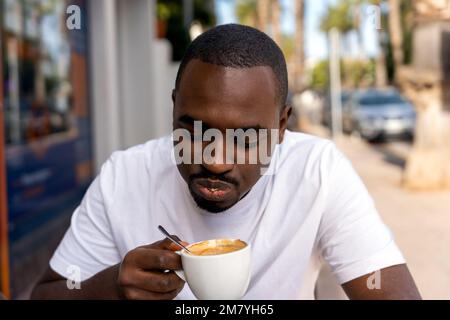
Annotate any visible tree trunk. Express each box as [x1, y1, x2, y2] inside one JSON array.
[[294, 0, 305, 92], [370, 0, 387, 87], [388, 0, 404, 83], [270, 0, 282, 47], [353, 0, 366, 60], [376, 29, 388, 87], [257, 0, 270, 33]]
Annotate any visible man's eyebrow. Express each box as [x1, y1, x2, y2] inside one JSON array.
[[235, 125, 266, 131], [178, 115, 266, 131]]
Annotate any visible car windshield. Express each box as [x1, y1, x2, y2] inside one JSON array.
[[359, 93, 406, 107]]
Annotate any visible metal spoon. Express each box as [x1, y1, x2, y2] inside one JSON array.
[[158, 225, 193, 254]]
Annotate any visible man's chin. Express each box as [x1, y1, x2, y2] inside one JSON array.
[[189, 191, 237, 213]]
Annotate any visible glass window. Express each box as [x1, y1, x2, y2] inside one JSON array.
[[2, 0, 74, 146], [1, 0, 92, 298]]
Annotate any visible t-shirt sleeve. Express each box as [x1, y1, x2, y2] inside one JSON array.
[[317, 144, 405, 285], [49, 155, 121, 281]]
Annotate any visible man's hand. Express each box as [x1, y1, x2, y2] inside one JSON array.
[[117, 238, 187, 300], [31, 237, 188, 300]]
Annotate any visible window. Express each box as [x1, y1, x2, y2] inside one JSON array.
[[2, 0, 75, 146]]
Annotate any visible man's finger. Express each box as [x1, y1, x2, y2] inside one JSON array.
[[168, 240, 189, 251], [142, 237, 189, 251], [122, 285, 183, 300], [132, 248, 182, 270], [133, 270, 185, 293]]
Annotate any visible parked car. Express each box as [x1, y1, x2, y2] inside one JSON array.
[[342, 88, 416, 142]]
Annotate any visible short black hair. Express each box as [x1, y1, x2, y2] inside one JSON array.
[[175, 24, 288, 107]]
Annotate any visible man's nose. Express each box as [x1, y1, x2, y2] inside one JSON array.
[[201, 161, 234, 175], [201, 140, 234, 175]]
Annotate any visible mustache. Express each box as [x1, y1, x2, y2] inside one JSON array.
[[189, 172, 239, 186]]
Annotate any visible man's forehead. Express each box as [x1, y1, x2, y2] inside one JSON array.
[[176, 60, 278, 104], [180, 58, 277, 81]]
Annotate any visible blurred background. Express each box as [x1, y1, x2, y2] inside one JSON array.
[[0, 0, 449, 299]]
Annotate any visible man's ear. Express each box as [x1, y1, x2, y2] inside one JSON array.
[[278, 106, 292, 143], [172, 89, 177, 129], [171, 89, 176, 104]]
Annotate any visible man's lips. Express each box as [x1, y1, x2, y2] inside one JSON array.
[[191, 178, 234, 202]]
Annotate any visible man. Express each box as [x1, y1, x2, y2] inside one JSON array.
[[32, 24, 420, 300]]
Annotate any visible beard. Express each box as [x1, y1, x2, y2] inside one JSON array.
[[188, 186, 237, 213]]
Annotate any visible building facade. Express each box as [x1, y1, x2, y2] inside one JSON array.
[[0, 0, 174, 298]]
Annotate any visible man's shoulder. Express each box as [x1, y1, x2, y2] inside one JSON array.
[[276, 131, 344, 184], [105, 134, 174, 174], [280, 130, 337, 160]]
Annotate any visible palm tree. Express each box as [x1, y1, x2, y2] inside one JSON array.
[[320, 0, 354, 54], [257, 0, 270, 33], [366, 0, 388, 87], [235, 0, 258, 27], [236, 0, 281, 46], [375, 31, 388, 87], [294, 0, 305, 92], [388, 0, 404, 83], [270, 0, 282, 46], [353, 0, 366, 59]]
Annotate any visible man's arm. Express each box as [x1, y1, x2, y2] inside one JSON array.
[[31, 238, 186, 300], [31, 265, 122, 299], [341, 264, 421, 300]]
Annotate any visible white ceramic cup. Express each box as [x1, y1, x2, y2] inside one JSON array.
[[175, 239, 251, 300]]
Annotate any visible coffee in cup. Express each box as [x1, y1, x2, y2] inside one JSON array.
[[175, 239, 251, 300], [187, 239, 247, 256]]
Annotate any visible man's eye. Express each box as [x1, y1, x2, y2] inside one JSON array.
[[189, 132, 203, 141], [245, 141, 258, 149], [237, 139, 258, 149]]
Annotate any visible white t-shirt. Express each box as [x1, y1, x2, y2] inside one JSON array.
[[50, 130, 405, 299]]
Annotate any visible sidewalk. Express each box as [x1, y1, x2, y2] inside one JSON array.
[[304, 122, 450, 299], [334, 135, 450, 299]]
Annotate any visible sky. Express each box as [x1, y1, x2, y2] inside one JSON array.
[[214, 0, 379, 62]]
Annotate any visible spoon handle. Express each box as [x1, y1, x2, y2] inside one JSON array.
[[158, 225, 192, 253]]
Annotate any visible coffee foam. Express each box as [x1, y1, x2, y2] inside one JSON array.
[[187, 239, 247, 256]]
